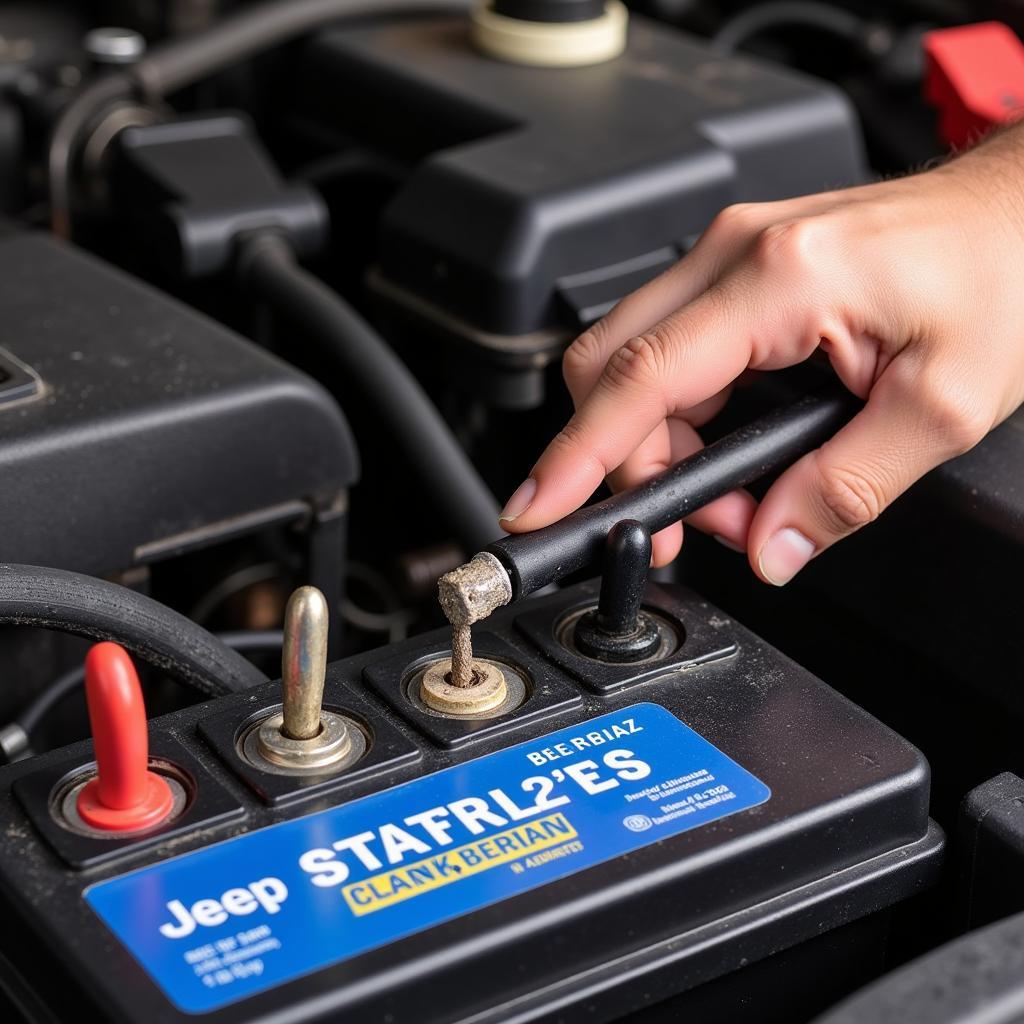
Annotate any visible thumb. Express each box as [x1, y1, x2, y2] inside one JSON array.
[[746, 366, 987, 585]]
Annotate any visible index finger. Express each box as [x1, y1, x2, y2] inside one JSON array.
[[563, 249, 719, 407], [503, 287, 752, 532]]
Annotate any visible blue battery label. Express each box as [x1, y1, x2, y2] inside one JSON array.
[[85, 703, 770, 1013]]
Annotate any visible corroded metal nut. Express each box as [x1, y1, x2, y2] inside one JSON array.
[[256, 709, 352, 770], [420, 659, 507, 715], [437, 552, 512, 627]]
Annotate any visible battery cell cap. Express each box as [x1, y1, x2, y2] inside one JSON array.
[[76, 643, 174, 832]]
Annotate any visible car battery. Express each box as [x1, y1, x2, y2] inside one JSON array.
[[0, 580, 942, 1024]]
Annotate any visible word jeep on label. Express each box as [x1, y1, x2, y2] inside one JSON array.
[[159, 878, 289, 939]]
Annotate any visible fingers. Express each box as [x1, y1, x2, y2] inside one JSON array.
[[664, 417, 758, 557], [689, 489, 758, 553], [563, 250, 718, 406], [500, 196, 867, 548], [747, 359, 990, 585], [605, 400, 756, 564], [561, 200, 787, 405], [605, 421, 684, 567], [502, 288, 752, 533]]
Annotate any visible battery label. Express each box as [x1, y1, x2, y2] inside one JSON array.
[[85, 703, 770, 1013]]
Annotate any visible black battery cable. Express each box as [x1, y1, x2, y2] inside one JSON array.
[[0, 563, 268, 698]]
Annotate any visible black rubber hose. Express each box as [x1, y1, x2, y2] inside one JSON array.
[[0, 564, 268, 698], [238, 233, 502, 552], [134, 0, 464, 96], [711, 1, 864, 54], [486, 385, 861, 598], [49, 0, 469, 235], [206, 630, 286, 654], [15, 630, 284, 737], [48, 73, 135, 237]]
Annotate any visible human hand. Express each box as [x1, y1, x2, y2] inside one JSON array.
[[498, 132, 1024, 584]]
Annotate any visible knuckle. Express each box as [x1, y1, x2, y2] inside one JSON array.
[[751, 218, 828, 278], [917, 373, 991, 454], [549, 422, 608, 479], [602, 332, 671, 393], [816, 460, 887, 533], [710, 202, 758, 239], [563, 327, 605, 386], [550, 420, 587, 455]]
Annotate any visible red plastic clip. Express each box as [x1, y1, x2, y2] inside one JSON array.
[[924, 22, 1024, 148], [76, 642, 174, 832]]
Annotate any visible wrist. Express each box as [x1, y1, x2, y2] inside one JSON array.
[[933, 127, 1024, 255]]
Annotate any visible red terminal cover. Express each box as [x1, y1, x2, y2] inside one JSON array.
[[76, 642, 174, 832], [924, 22, 1024, 149]]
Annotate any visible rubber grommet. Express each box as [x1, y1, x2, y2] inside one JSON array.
[[76, 771, 174, 832]]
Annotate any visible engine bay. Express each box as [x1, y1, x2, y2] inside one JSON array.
[[0, 3, 1022, 1022]]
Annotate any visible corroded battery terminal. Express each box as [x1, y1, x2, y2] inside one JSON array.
[[437, 552, 512, 688], [433, 393, 860, 693]]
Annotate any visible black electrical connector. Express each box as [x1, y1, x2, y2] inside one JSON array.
[[115, 114, 327, 278]]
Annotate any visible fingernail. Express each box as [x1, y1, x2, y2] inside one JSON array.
[[757, 528, 816, 586], [714, 534, 745, 554], [499, 478, 537, 522]]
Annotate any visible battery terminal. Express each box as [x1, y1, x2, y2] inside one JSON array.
[[431, 552, 512, 714], [241, 586, 367, 776]]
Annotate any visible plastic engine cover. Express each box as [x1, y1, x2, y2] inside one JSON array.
[[295, 12, 866, 356]]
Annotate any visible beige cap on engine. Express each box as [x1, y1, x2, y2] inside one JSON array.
[[470, 0, 628, 68]]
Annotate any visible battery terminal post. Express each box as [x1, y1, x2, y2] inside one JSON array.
[[240, 586, 367, 776], [432, 553, 512, 713]]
